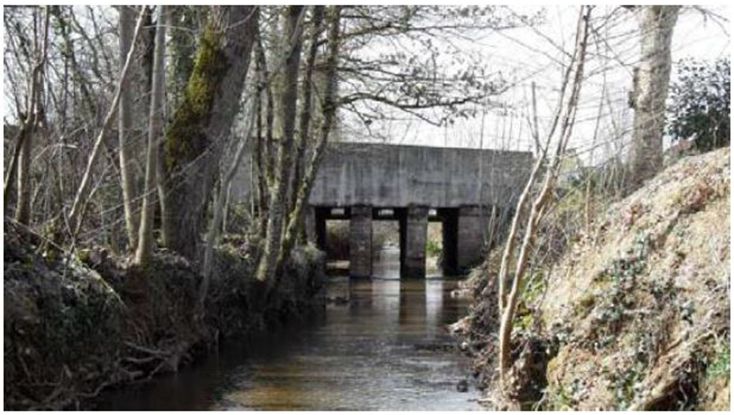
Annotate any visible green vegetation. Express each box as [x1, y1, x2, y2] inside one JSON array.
[[426, 238, 442, 257], [165, 23, 227, 172], [667, 58, 730, 152], [706, 340, 730, 380]]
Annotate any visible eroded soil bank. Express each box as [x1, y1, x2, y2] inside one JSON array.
[[4, 226, 326, 410], [457, 148, 730, 410]]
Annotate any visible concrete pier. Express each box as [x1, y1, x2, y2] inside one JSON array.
[[400, 206, 428, 278], [457, 205, 490, 271], [232, 142, 533, 278], [349, 205, 372, 278]]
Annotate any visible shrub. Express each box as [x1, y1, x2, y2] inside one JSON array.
[[667, 58, 730, 151]]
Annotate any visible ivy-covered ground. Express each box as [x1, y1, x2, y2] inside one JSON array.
[[456, 148, 730, 410], [4, 226, 326, 410]]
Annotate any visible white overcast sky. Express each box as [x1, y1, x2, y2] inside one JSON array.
[[2, 3, 730, 168], [342, 4, 731, 167]]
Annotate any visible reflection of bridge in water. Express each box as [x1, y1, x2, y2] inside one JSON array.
[[372, 247, 463, 339], [96, 265, 481, 410], [305, 143, 533, 278], [328, 247, 466, 343]]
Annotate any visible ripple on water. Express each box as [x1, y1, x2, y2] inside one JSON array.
[[94, 250, 481, 411]]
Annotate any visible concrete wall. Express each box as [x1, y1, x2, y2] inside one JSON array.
[[349, 205, 373, 278], [308, 142, 533, 208], [231, 142, 533, 210], [232, 141, 533, 278]]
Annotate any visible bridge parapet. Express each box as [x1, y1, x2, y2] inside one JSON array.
[[308, 142, 532, 208]]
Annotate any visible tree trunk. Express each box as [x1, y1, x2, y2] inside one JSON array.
[[162, 6, 258, 260], [199, 105, 256, 311], [168, 6, 199, 109], [253, 34, 276, 239], [14, 100, 36, 225], [255, 6, 305, 283], [118, 5, 140, 249], [134, 5, 167, 266], [66, 8, 146, 238], [277, 6, 341, 274], [15, 7, 49, 225], [628, 6, 680, 190], [287, 6, 325, 237], [253, 64, 267, 229]]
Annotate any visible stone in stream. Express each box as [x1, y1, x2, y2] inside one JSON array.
[[326, 296, 349, 305], [456, 379, 469, 393]]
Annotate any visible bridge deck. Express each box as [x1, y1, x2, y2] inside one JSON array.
[[234, 141, 533, 278], [308, 142, 532, 208]]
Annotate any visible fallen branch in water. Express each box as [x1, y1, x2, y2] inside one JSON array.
[[124, 341, 171, 357]]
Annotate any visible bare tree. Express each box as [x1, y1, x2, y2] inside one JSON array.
[[161, 6, 259, 260], [627, 6, 680, 190], [277, 6, 342, 274], [287, 6, 325, 223], [134, 5, 167, 266], [12, 7, 49, 225], [66, 8, 147, 238], [493, 5, 592, 394], [118, 5, 140, 249], [255, 6, 306, 283]]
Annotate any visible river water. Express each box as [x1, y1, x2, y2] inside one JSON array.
[[94, 247, 480, 410]]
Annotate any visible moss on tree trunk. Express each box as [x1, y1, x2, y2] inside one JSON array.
[[162, 6, 258, 260]]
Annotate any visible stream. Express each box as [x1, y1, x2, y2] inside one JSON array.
[[94, 247, 480, 410]]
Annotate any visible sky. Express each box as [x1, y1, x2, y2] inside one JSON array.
[[340, 4, 731, 167], [2, 4, 730, 168]]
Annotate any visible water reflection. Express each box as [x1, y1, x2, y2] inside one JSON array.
[[94, 248, 479, 411]]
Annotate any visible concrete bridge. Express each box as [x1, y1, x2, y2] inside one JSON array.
[[232, 141, 532, 278], [303, 142, 533, 278]]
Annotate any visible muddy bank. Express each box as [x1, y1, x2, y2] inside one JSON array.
[[458, 148, 730, 410], [4, 224, 326, 410]]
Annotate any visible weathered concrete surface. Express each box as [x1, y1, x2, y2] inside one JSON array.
[[349, 205, 372, 278], [231, 141, 533, 278], [400, 206, 429, 278], [456, 206, 491, 270], [231, 142, 533, 210], [309, 142, 533, 208]]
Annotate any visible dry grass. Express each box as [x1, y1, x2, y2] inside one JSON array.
[[535, 148, 730, 410]]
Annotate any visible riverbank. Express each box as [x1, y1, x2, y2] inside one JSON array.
[[4, 223, 326, 410], [457, 148, 730, 410], [93, 276, 480, 410]]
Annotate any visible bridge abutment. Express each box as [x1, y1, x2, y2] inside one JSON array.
[[456, 205, 490, 271], [349, 205, 372, 278], [400, 205, 429, 278]]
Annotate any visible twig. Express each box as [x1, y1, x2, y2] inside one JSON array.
[[124, 341, 170, 357]]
